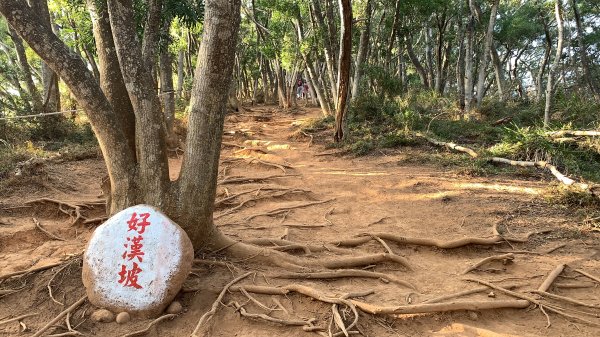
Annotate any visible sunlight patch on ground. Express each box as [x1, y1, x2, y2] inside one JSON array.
[[455, 182, 542, 195], [412, 190, 462, 200], [432, 323, 523, 337]]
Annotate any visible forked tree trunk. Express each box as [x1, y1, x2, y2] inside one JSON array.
[[334, 0, 352, 142], [1, 0, 242, 250]]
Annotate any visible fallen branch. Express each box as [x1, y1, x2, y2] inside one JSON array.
[[33, 217, 65, 241], [546, 130, 600, 138], [191, 272, 253, 337], [31, 296, 87, 337], [490, 157, 591, 191], [416, 133, 479, 158], [121, 314, 176, 337], [462, 253, 515, 274], [273, 269, 415, 288]]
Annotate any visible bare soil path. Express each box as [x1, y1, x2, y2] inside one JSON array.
[[1, 106, 599, 336]]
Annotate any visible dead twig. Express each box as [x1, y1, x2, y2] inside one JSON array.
[[121, 314, 176, 337], [31, 296, 87, 337], [0, 313, 39, 326], [33, 217, 65, 241], [462, 253, 515, 274], [191, 272, 253, 336]]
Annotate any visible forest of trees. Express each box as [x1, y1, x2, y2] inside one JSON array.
[[0, 0, 599, 248]]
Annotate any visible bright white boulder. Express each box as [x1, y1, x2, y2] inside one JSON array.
[[82, 205, 193, 317]]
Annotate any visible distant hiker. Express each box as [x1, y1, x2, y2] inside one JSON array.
[[296, 78, 304, 98]]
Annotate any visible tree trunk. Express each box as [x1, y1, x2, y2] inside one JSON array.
[[571, 0, 598, 99], [456, 10, 466, 112], [87, 0, 136, 156], [406, 35, 430, 88], [544, 0, 564, 128], [160, 19, 176, 140], [310, 0, 337, 107], [30, 0, 60, 112], [177, 0, 242, 248], [536, 17, 552, 103], [334, 0, 352, 142], [7, 26, 43, 113], [351, 0, 372, 100], [475, 0, 498, 107], [490, 46, 505, 102], [177, 50, 185, 98], [464, 3, 475, 112], [107, 0, 171, 207]]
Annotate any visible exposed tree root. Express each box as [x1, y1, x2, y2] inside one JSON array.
[[321, 253, 411, 271], [33, 217, 65, 241], [0, 313, 38, 326], [246, 198, 336, 221], [272, 269, 414, 289], [0, 260, 71, 281], [121, 314, 177, 337], [422, 284, 520, 304], [331, 225, 550, 249], [462, 253, 515, 274], [229, 301, 312, 326], [538, 264, 566, 292], [416, 133, 479, 158], [31, 296, 87, 337], [24, 198, 104, 225], [215, 188, 311, 219], [219, 174, 299, 185], [531, 290, 600, 309], [244, 238, 349, 254], [574, 269, 600, 285], [465, 278, 600, 327], [191, 272, 253, 337], [82, 217, 108, 225], [232, 284, 530, 316]]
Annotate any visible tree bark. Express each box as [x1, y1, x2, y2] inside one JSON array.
[[456, 6, 466, 112], [475, 0, 498, 107], [87, 0, 136, 156], [536, 16, 552, 103], [310, 0, 337, 107], [177, 49, 185, 98], [177, 0, 241, 248], [160, 18, 175, 139], [334, 0, 352, 142], [107, 0, 171, 207], [544, 0, 564, 128]]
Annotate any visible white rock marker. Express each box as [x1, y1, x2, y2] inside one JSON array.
[[82, 205, 193, 317]]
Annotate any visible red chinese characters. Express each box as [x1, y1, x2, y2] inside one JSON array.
[[118, 212, 151, 289]]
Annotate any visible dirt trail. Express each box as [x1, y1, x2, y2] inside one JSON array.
[[1, 106, 599, 336]]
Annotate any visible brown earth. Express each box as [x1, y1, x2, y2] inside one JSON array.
[[1, 106, 599, 337]]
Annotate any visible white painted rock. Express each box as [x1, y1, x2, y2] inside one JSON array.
[[82, 205, 194, 317]]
